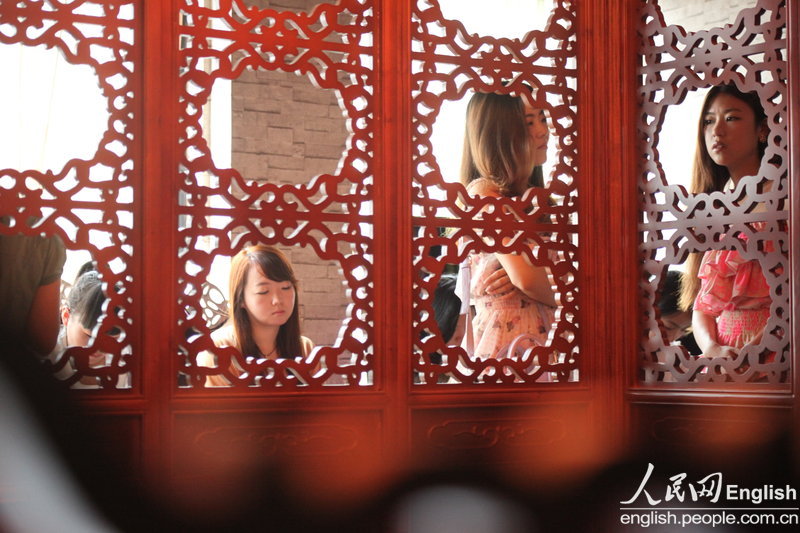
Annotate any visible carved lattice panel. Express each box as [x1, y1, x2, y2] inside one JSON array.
[[411, 1, 579, 385], [176, 0, 375, 389], [638, 0, 790, 384], [0, 1, 139, 389]]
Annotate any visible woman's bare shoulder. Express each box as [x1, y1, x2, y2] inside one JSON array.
[[466, 177, 502, 197], [211, 324, 236, 347]]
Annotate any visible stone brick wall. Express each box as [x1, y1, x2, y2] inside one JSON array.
[[231, 0, 350, 347]]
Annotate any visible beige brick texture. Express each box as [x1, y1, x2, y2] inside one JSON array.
[[229, 0, 352, 348]]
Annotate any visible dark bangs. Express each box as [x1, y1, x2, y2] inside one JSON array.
[[248, 248, 297, 286]]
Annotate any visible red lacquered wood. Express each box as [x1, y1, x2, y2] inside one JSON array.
[[409, 0, 580, 388], [375, 0, 413, 469], [576, 0, 640, 450], [140, 0, 179, 492]]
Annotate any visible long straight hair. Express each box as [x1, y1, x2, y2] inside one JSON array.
[[460, 91, 534, 197], [679, 83, 767, 311], [228, 244, 303, 358]]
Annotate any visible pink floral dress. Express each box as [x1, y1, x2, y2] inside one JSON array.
[[693, 224, 772, 348], [469, 252, 556, 360], [464, 178, 556, 360]]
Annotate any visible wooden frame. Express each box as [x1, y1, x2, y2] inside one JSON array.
[[0, 0, 796, 523]]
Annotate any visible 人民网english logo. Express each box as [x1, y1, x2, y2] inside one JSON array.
[[617, 463, 799, 529]]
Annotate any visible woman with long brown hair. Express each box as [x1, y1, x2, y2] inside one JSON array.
[[460, 90, 556, 361], [199, 244, 313, 386], [678, 83, 771, 359]]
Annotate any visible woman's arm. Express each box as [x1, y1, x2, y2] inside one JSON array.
[[196, 350, 216, 368], [25, 280, 62, 355], [469, 179, 556, 307], [495, 252, 556, 307], [692, 309, 737, 358], [196, 331, 232, 387]]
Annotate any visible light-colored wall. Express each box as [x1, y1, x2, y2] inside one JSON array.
[[658, 0, 757, 31], [653, 1, 761, 195], [231, 0, 350, 347]]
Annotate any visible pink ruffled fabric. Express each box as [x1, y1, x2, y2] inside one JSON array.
[[716, 308, 770, 348], [693, 247, 771, 317], [693, 219, 782, 350], [465, 177, 557, 361]]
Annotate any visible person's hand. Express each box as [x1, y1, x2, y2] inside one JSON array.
[[484, 268, 514, 296], [743, 328, 765, 347], [704, 343, 738, 360]]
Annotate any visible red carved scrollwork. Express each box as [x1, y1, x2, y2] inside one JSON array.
[[0, 1, 140, 389], [427, 417, 566, 451], [175, 0, 375, 389], [638, 0, 789, 384], [193, 423, 359, 456], [410, 0, 579, 385]]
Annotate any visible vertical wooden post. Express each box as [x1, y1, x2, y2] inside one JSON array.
[[375, 0, 413, 467], [140, 0, 178, 490], [577, 0, 640, 448]]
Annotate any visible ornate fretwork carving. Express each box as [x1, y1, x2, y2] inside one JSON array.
[[638, 0, 789, 384], [0, 1, 138, 389], [176, 0, 375, 388], [410, 1, 579, 385]]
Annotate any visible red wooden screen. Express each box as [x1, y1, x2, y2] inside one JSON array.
[[0, 1, 141, 390], [410, 0, 580, 386], [638, 0, 791, 386], [0, 0, 797, 525], [628, 0, 798, 489], [176, 0, 375, 389]]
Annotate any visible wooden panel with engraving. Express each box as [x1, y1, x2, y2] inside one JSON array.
[[637, 0, 791, 386], [0, 0, 141, 390], [174, 0, 376, 390], [410, 403, 589, 465], [169, 407, 384, 508], [410, 0, 580, 386]]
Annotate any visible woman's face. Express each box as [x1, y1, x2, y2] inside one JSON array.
[[242, 263, 296, 329], [662, 310, 692, 343], [523, 99, 549, 167], [703, 93, 765, 177]]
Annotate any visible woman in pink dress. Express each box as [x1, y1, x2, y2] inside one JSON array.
[[460, 91, 556, 361], [678, 83, 771, 358]]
